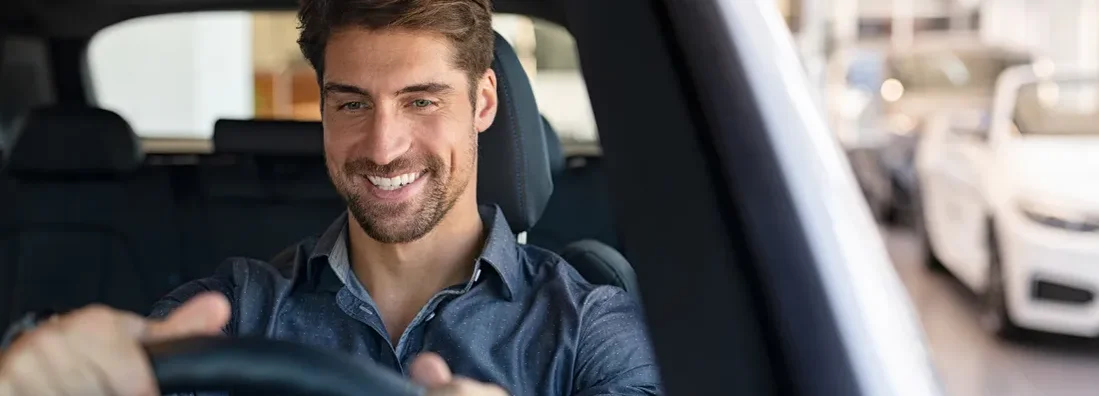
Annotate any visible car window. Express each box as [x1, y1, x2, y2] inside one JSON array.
[[1014, 79, 1099, 135], [886, 50, 1029, 93], [87, 11, 598, 148]]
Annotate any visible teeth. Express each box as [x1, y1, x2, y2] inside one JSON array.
[[366, 172, 420, 191]]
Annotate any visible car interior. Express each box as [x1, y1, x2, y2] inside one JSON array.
[[0, 0, 940, 395], [0, 30, 633, 321]]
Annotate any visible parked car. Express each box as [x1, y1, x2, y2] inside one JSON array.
[[916, 64, 1099, 339], [836, 35, 1032, 225]]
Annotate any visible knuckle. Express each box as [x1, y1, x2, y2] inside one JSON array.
[[77, 304, 115, 321], [15, 325, 62, 351], [66, 305, 124, 334]]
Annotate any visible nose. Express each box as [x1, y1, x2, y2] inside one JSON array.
[[359, 107, 412, 166]]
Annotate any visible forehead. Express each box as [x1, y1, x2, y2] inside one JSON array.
[[323, 28, 464, 91]]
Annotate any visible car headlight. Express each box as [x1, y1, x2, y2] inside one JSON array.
[[1018, 199, 1099, 232]]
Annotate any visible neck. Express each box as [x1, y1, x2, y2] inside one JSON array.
[[347, 193, 484, 301]]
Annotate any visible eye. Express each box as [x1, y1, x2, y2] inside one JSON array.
[[339, 101, 367, 111], [411, 99, 436, 108]]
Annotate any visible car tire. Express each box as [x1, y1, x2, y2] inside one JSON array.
[[980, 223, 1027, 341]]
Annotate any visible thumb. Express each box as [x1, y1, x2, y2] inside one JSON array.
[[143, 292, 231, 342], [410, 352, 453, 387]]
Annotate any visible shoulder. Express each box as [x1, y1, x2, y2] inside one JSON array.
[[518, 246, 660, 392], [148, 238, 320, 331], [517, 244, 639, 320]]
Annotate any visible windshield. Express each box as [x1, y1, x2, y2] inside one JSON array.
[[1014, 79, 1099, 136], [886, 50, 1027, 93]]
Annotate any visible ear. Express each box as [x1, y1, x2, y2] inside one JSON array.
[[473, 69, 498, 134]]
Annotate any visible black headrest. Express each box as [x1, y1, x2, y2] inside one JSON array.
[[213, 119, 324, 156], [541, 116, 565, 175], [3, 106, 143, 175], [477, 33, 553, 233]]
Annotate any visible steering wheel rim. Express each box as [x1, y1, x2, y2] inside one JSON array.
[[145, 336, 426, 396]]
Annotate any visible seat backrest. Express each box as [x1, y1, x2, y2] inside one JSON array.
[[483, 35, 635, 294], [528, 118, 619, 251], [476, 32, 554, 234], [559, 239, 640, 299], [179, 119, 344, 278], [0, 106, 183, 322]]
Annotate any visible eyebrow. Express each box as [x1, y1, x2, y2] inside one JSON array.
[[322, 82, 455, 99], [396, 82, 454, 96], [323, 83, 372, 99]]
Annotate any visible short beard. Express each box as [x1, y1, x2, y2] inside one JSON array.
[[329, 127, 478, 244]]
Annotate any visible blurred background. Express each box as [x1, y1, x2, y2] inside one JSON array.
[[776, 1, 1099, 396], [31, 1, 1099, 395]]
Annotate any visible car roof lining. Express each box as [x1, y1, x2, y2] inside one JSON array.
[[2, 0, 565, 37]]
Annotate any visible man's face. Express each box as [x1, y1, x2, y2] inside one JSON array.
[[322, 28, 496, 244]]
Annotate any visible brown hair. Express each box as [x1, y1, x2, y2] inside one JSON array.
[[297, 0, 495, 92]]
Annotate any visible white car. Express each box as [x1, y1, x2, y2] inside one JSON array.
[[916, 64, 1099, 338]]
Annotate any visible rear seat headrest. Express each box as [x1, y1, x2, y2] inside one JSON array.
[[477, 32, 553, 233], [213, 119, 323, 155], [4, 106, 143, 175]]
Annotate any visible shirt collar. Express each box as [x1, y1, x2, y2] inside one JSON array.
[[307, 204, 525, 301]]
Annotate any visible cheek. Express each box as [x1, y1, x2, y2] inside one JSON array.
[[412, 115, 471, 163], [323, 116, 368, 159]]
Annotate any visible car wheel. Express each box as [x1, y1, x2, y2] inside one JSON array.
[[980, 224, 1027, 341]]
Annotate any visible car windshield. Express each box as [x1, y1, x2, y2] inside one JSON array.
[[1014, 78, 1099, 136], [886, 50, 1026, 93]]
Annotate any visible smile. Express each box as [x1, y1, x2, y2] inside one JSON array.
[[366, 172, 421, 191]]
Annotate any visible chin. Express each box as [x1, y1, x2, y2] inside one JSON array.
[[349, 200, 437, 244]]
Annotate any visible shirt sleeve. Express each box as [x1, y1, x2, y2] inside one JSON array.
[[148, 262, 240, 396], [148, 260, 239, 334], [572, 286, 663, 396]]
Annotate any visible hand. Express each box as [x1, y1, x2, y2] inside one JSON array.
[[0, 293, 230, 396], [411, 352, 509, 396]]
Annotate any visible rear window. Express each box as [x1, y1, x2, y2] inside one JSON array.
[[88, 11, 597, 144]]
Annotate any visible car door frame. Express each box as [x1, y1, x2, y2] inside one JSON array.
[[561, 1, 941, 395]]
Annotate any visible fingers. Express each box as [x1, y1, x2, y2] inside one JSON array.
[[143, 292, 231, 342], [410, 352, 453, 387], [0, 293, 230, 396], [412, 353, 509, 396], [0, 305, 161, 396]]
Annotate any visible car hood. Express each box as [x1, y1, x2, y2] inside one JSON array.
[[1009, 137, 1099, 208]]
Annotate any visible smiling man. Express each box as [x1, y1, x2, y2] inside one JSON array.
[[0, 1, 660, 395]]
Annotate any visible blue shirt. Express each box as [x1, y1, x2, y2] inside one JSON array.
[[149, 205, 661, 395]]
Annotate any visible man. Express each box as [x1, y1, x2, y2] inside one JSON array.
[[0, 0, 660, 395]]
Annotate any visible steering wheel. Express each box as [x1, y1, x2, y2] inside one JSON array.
[[145, 336, 426, 396]]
